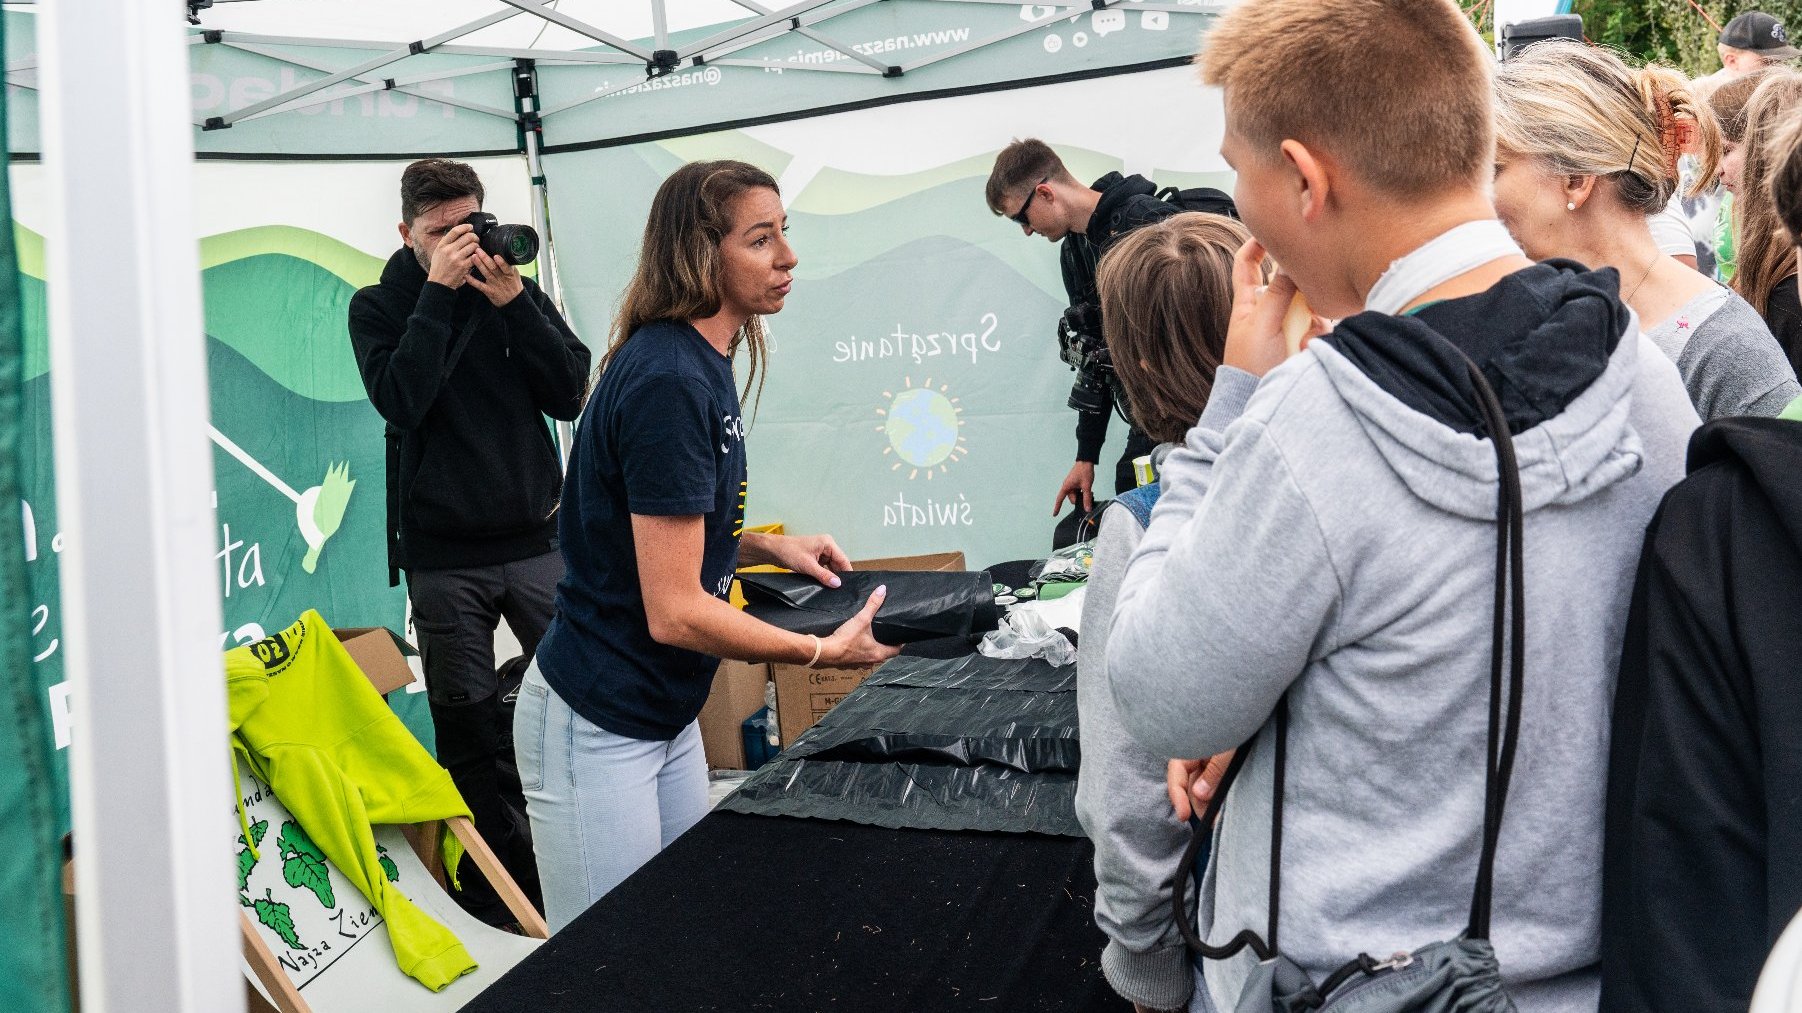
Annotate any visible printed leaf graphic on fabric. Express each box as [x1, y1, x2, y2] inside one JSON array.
[[235, 818, 270, 892], [376, 843, 399, 883], [253, 889, 303, 950], [279, 820, 336, 909], [301, 461, 356, 574]]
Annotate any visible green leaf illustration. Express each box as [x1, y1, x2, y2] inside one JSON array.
[[249, 818, 270, 847], [236, 846, 257, 892], [278, 821, 335, 909], [254, 890, 303, 950], [376, 844, 399, 884], [300, 462, 355, 574]]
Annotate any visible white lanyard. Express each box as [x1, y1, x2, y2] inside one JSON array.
[[1363, 220, 1523, 315]]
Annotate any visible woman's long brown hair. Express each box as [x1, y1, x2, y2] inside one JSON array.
[[1734, 73, 1802, 316], [601, 160, 781, 410], [1096, 213, 1257, 446]]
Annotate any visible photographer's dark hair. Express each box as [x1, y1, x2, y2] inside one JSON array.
[[1097, 213, 1257, 445], [400, 158, 485, 225], [985, 138, 1074, 216], [604, 160, 780, 409]]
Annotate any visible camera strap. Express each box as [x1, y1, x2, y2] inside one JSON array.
[[384, 307, 484, 588]]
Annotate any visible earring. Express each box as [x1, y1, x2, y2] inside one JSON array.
[[1567, 202, 1577, 212]]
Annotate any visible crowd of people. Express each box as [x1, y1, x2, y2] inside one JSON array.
[[1004, 3, 1802, 1012], [347, 0, 1802, 1008]]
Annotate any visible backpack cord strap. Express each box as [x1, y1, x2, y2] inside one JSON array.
[[1462, 354, 1526, 942], [1173, 744, 1270, 960]]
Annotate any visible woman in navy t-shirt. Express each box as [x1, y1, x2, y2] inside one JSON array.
[[516, 160, 899, 932]]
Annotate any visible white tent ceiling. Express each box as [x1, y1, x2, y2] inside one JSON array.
[[4, 0, 1227, 156]]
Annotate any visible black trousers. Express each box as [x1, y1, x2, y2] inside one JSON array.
[[407, 549, 562, 925]]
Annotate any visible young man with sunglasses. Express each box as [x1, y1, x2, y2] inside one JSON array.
[[985, 139, 1232, 518]]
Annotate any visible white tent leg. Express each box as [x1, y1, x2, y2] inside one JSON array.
[[39, 2, 241, 1012]]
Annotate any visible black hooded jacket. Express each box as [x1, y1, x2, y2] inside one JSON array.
[[1060, 173, 1234, 462], [348, 247, 590, 571], [1601, 415, 1802, 1013]]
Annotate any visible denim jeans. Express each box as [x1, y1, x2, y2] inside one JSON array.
[[513, 660, 710, 934]]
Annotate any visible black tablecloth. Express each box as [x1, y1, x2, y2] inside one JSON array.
[[462, 811, 1127, 1012], [463, 560, 1127, 1012]]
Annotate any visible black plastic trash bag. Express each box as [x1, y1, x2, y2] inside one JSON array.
[[739, 570, 1000, 645], [718, 654, 1082, 836]]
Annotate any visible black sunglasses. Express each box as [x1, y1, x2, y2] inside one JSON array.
[[1009, 176, 1051, 225]]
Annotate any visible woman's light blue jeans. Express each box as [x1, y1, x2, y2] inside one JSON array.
[[513, 660, 710, 934]]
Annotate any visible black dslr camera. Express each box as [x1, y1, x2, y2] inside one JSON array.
[[1057, 301, 1123, 416], [462, 211, 539, 266]]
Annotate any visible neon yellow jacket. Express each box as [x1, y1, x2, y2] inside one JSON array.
[[227, 610, 477, 991]]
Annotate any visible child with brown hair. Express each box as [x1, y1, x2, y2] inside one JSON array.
[[1074, 212, 1257, 1013], [1107, 1, 1699, 1009]]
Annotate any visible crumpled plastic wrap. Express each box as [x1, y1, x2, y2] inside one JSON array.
[[717, 654, 1081, 836], [978, 609, 1077, 667], [740, 570, 1000, 645]]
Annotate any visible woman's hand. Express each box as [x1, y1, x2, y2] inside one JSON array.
[[816, 585, 901, 669], [746, 532, 852, 588], [1166, 751, 1238, 822]]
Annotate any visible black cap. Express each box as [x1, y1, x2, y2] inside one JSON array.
[[1721, 11, 1801, 59]]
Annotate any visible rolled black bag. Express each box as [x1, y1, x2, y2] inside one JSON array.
[[738, 570, 1000, 645]]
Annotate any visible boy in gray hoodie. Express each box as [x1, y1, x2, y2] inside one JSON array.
[[1107, 2, 1700, 1011]]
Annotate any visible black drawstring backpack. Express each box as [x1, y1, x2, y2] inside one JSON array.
[[1174, 346, 1525, 1013]]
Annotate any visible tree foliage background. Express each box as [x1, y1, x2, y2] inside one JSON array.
[[1466, 1, 1802, 75]]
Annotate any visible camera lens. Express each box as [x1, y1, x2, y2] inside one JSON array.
[[500, 227, 539, 266]]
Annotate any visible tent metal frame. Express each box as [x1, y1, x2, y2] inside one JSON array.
[[2, 0, 1223, 138]]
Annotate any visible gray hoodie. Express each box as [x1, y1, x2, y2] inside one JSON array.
[[1077, 504, 1194, 1011], [1108, 266, 1698, 1012]]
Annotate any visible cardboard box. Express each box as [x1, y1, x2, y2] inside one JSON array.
[[699, 659, 772, 769], [335, 626, 418, 696], [770, 550, 967, 744]]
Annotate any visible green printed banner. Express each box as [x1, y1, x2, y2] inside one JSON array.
[[6, 155, 543, 847], [0, 10, 68, 1011], [544, 66, 1231, 567]]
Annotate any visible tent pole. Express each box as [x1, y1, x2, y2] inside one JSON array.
[[39, 1, 242, 1010], [516, 59, 575, 468]]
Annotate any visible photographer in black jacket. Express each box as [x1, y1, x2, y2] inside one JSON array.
[[348, 158, 589, 926], [986, 139, 1233, 517]]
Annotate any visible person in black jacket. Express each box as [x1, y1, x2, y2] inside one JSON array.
[[1601, 416, 1802, 1011], [348, 158, 590, 926], [986, 138, 1234, 518]]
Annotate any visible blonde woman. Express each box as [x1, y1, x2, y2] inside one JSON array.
[[1494, 41, 1799, 420]]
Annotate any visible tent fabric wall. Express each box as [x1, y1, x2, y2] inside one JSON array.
[[0, 12, 69, 1010], [6, 155, 538, 841], [546, 65, 1229, 565]]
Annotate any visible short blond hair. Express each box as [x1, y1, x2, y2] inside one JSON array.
[[1495, 42, 1722, 211], [1197, 0, 1493, 197]]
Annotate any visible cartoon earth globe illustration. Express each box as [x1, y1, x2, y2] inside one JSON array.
[[877, 379, 967, 478]]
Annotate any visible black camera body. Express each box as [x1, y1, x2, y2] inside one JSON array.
[[1057, 301, 1123, 416], [462, 211, 540, 266]]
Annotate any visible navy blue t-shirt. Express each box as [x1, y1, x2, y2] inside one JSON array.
[[535, 320, 748, 741]]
